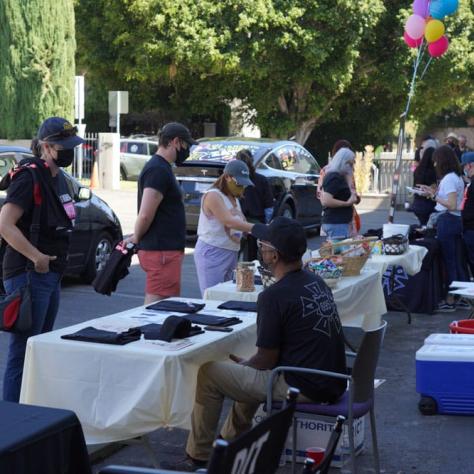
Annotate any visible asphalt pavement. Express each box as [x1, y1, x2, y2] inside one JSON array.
[[0, 187, 472, 474]]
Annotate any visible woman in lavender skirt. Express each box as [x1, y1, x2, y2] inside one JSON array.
[[194, 160, 255, 296]]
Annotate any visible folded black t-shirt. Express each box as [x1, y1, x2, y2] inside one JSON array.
[[146, 300, 205, 313], [217, 301, 257, 312], [183, 313, 242, 327], [138, 322, 204, 341], [61, 327, 141, 345]]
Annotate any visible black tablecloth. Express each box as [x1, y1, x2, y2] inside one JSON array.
[[0, 401, 91, 474], [383, 238, 444, 314]]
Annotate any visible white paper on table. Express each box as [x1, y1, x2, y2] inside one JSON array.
[[449, 288, 474, 296], [450, 281, 474, 289], [144, 339, 195, 351], [94, 322, 139, 332]]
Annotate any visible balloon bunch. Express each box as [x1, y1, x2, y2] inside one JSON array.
[[404, 0, 458, 57]]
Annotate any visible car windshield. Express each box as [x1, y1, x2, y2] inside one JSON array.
[[188, 143, 268, 164]]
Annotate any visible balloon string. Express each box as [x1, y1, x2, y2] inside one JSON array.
[[405, 39, 425, 116], [420, 57, 433, 80], [425, 0, 431, 18]]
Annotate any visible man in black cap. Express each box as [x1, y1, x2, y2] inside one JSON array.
[[127, 122, 197, 304], [0, 116, 84, 402], [165, 217, 347, 471]]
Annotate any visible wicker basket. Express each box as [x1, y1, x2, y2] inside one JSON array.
[[317, 237, 375, 277]]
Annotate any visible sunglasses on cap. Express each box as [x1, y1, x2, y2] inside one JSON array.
[[257, 239, 277, 251], [42, 126, 79, 142]]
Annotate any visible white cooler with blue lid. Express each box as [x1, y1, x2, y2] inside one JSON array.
[[416, 344, 474, 415]]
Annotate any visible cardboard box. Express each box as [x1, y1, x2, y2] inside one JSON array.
[[253, 408, 365, 468]]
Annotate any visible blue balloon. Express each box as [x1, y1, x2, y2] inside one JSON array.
[[430, 0, 459, 19]]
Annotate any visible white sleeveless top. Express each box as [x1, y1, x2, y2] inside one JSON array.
[[197, 188, 244, 251]]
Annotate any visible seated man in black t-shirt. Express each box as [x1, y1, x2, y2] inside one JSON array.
[[165, 217, 347, 471]]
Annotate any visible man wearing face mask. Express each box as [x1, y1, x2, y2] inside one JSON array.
[[165, 217, 346, 471], [127, 122, 197, 304], [0, 117, 83, 402]]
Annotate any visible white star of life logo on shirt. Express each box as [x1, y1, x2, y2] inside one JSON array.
[[300, 280, 342, 337]]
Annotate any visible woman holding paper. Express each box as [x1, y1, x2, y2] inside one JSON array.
[[420, 145, 468, 311]]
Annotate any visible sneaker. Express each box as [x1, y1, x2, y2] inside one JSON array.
[[436, 301, 456, 312], [160, 456, 207, 472], [456, 298, 472, 310]]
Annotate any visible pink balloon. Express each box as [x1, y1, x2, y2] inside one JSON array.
[[404, 31, 423, 48], [405, 14, 426, 40], [428, 35, 449, 57], [413, 0, 430, 17]]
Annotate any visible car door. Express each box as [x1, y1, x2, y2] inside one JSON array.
[[275, 144, 321, 226], [0, 153, 18, 207], [122, 141, 149, 180]]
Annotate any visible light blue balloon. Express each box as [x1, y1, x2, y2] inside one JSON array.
[[430, 0, 459, 19]]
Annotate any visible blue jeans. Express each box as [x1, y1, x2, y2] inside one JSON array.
[[3, 271, 61, 402], [322, 223, 351, 240], [436, 213, 467, 286]]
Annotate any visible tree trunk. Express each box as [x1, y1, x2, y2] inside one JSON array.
[[294, 118, 317, 145]]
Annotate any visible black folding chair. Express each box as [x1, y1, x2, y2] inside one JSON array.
[[99, 387, 299, 474]]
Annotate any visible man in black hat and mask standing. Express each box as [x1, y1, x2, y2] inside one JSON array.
[[127, 122, 197, 304], [164, 216, 347, 471], [0, 116, 84, 402]]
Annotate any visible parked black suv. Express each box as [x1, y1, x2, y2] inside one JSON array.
[[174, 138, 322, 233]]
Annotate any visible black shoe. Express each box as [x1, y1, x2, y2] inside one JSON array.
[[160, 456, 207, 472]]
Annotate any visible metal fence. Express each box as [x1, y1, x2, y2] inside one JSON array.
[[371, 152, 415, 204], [72, 132, 97, 179]]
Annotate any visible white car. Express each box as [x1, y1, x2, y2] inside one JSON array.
[[120, 138, 158, 180]]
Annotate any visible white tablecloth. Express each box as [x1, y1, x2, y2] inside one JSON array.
[[364, 245, 428, 276], [205, 269, 386, 330], [19, 299, 257, 445]]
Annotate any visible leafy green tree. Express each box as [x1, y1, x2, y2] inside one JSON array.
[[0, 0, 76, 139], [75, 0, 473, 148], [75, 0, 385, 141]]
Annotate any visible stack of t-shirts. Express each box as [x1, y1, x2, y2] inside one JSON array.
[[146, 300, 205, 313], [61, 327, 141, 345]]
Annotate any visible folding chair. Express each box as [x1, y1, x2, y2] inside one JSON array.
[[99, 387, 299, 474], [267, 321, 387, 474]]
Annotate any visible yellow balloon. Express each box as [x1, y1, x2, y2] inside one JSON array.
[[425, 19, 445, 43]]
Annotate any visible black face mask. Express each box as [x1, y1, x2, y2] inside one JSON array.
[[55, 148, 75, 168], [257, 248, 273, 275], [175, 146, 190, 166]]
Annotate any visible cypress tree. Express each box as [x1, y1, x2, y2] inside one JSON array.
[[0, 0, 76, 139]]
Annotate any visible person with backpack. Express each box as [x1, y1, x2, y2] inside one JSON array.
[[0, 117, 83, 402]]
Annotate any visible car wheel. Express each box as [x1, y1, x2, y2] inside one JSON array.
[[120, 166, 127, 181], [278, 203, 294, 219], [81, 232, 114, 284]]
